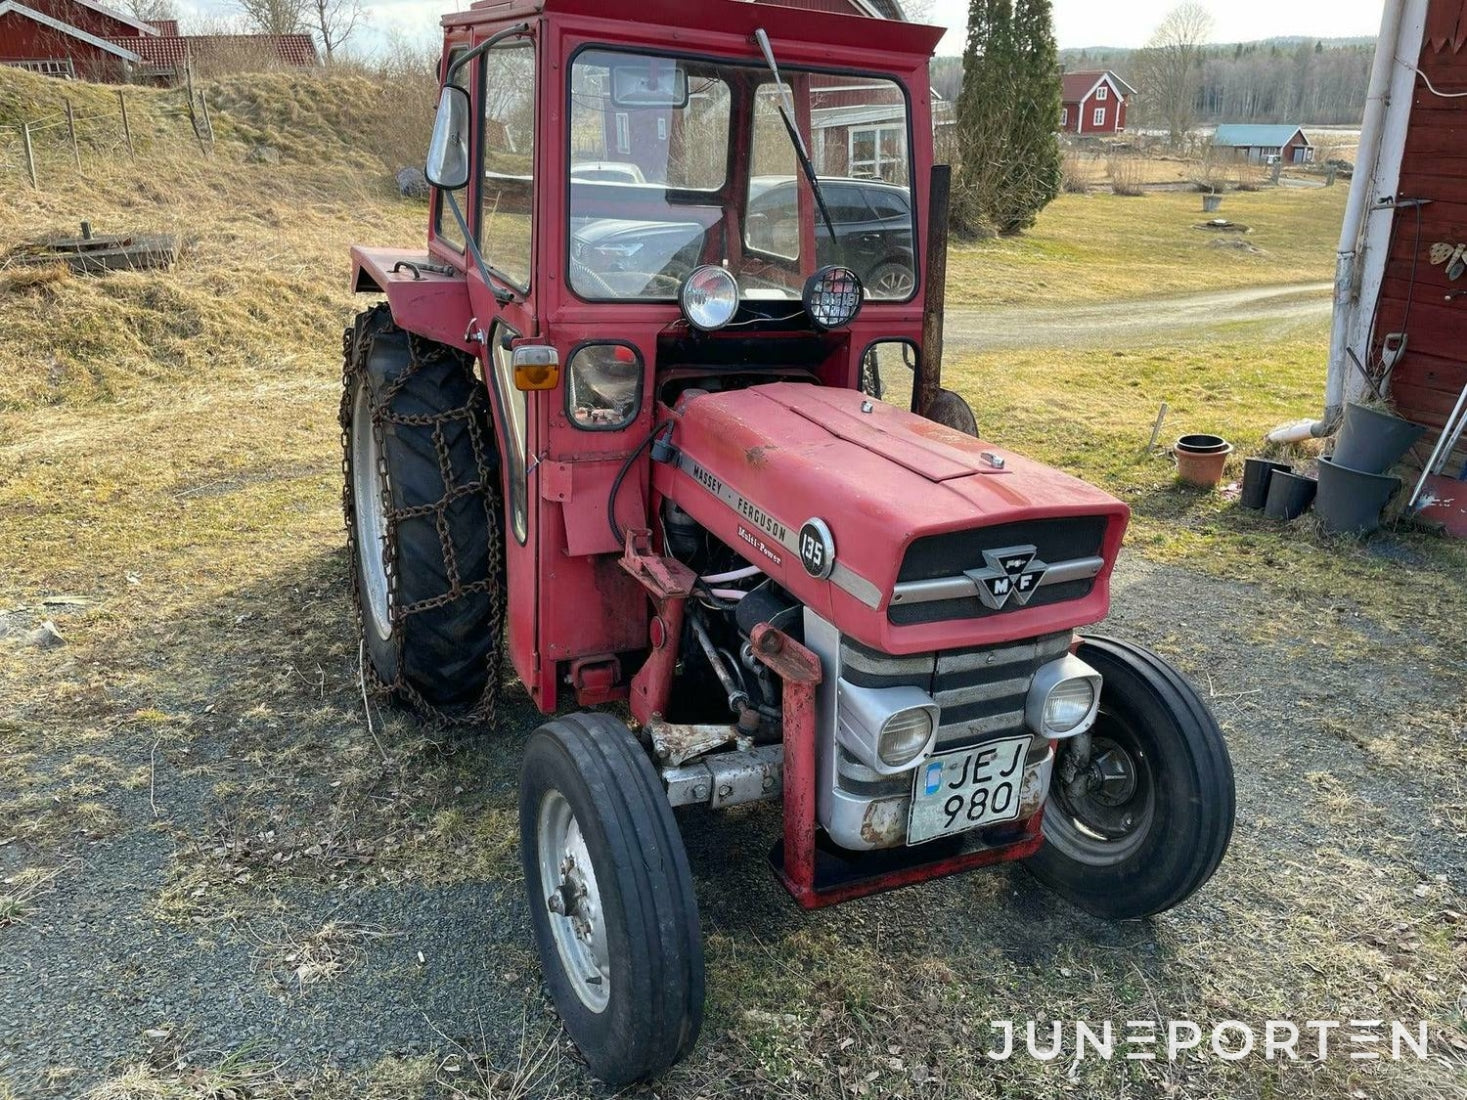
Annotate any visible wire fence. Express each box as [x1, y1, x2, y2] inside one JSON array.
[[0, 82, 217, 190]]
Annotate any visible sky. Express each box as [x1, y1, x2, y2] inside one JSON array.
[[183, 0, 1390, 60], [925, 0, 1387, 54]]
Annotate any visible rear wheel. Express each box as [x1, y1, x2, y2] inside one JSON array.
[[1026, 636, 1235, 918], [520, 713, 704, 1086], [341, 305, 504, 718], [867, 261, 915, 300]]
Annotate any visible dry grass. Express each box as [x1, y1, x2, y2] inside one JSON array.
[[946, 185, 1346, 306]]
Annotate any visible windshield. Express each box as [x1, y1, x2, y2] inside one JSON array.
[[568, 48, 915, 303]]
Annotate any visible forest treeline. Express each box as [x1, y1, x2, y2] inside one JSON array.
[[931, 37, 1375, 128]]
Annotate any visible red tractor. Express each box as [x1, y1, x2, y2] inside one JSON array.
[[341, 0, 1235, 1085]]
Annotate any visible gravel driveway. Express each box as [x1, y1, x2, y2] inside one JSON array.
[[2, 547, 1461, 1098]]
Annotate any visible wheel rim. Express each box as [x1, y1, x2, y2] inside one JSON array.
[[537, 790, 611, 1013], [350, 382, 393, 640], [1043, 711, 1156, 867], [871, 265, 914, 299]]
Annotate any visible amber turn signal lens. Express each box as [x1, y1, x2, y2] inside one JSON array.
[[511, 345, 560, 391]]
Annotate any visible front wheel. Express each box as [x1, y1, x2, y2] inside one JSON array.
[[1026, 636, 1235, 918], [520, 713, 704, 1086]]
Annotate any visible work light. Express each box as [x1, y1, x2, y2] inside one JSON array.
[[802, 265, 863, 330], [679, 265, 740, 331]]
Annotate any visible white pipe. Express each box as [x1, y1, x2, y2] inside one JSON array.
[[1321, 0, 1408, 429], [702, 565, 762, 585], [1270, 0, 1409, 443], [708, 588, 748, 601]]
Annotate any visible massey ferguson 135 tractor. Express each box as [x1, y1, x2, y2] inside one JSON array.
[[340, 0, 1235, 1084]]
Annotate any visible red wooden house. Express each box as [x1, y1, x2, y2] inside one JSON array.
[[1059, 70, 1132, 135], [0, 0, 317, 81], [1328, 0, 1467, 535]]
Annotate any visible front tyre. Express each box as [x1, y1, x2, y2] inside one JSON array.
[[520, 713, 704, 1086], [1026, 636, 1235, 919]]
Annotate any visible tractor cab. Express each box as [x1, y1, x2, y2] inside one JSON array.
[[340, 0, 1236, 1087]]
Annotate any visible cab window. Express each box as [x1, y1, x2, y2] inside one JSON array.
[[477, 38, 536, 290]]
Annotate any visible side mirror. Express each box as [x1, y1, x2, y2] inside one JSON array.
[[425, 85, 471, 191]]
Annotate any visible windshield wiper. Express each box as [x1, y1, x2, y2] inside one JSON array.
[[753, 28, 839, 247]]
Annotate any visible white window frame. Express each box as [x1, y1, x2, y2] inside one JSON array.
[[1093, 107, 1106, 127], [848, 123, 905, 181], [1096, 85, 1108, 101], [1060, 107, 1068, 127]]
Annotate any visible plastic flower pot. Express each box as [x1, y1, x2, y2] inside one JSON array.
[[1176, 433, 1230, 455], [1175, 443, 1233, 487], [1240, 458, 1292, 510], [1330, 402, 1427, 475], [1263, 470, 1317, 520], [1203, 194, 1223, 213], [1315, 456, 1400, 536]]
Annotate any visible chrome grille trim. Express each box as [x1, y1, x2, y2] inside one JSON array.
[[890, 556, 1105, 606], [935, 632, 1072, 675]]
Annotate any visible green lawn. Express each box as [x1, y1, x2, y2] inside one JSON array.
[[946, 186, 1348, 306]]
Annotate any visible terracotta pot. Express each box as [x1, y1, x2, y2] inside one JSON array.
[[1176, 433, 1230, 454], [1175, 443, 1233, 487]]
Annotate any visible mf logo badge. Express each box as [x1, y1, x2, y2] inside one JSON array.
[[798, 518, 836, 579], [965, 545, 1048, 610]]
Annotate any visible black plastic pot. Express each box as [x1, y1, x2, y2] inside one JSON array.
[[1241, 458, 1292, 510], [1176, 433, 1230, 454], [1316, 456, 1400, 535], [1330, 402, 1427, 475], [1263, 470, 1317, 520]]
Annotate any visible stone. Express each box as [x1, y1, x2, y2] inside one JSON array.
[[28, 620, 65, 649]]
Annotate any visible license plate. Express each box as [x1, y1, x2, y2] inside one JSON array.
[[907, 736, 1031, 845]]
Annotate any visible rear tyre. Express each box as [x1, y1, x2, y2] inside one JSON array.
[[520, 713, 704, 1086], [1025, 636, 1235, 919], [341, 304, 504, 717]]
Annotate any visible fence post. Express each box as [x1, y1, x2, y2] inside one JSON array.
[[21, 122, 37, 189], [64, 97, 81, 170], [183, 61, 209, 157], [199, 91, 215, 152], [118, 89, 135, 159]]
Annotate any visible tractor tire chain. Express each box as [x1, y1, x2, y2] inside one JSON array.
[[339, 303, 506, 728]]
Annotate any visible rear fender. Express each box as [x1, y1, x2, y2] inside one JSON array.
[[350, 246, 477, 353]]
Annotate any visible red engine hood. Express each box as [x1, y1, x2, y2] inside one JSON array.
[[654, 383, 1130, 655]]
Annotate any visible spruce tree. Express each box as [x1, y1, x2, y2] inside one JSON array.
[[951, 0, 1015, 236], [993, 0, 1062, 234]]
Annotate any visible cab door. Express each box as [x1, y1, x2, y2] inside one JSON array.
[[462, 28, 544, 702]]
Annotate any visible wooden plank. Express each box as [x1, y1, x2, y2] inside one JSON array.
[[1387, 351, 1467, 396]]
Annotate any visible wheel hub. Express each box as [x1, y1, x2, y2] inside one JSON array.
[[1045, 721, 1156, 866]]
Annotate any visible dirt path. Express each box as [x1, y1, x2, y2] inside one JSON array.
[[945, 281, 1334, 351]]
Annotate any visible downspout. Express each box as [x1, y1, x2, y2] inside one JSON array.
[[1267, 0, 1409, 444]]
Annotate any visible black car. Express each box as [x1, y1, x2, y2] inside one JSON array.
[[745, 176, 915, 299]]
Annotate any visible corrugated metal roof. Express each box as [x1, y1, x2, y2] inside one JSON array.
[[103, 32, 318, 68], [1212, 124, 1310, 148]]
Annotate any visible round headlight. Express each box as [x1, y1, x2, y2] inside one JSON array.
[[1043, 678, 1097, 735], [802, 265, 863, 331], [679, 265, 739, 331], [877, 707, 934, 769]]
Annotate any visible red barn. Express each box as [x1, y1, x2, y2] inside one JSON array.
[[0, 0, 154, 79], [1059, 70, 1132, 135]]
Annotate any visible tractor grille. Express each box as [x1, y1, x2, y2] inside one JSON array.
[[888, 517, 1109, 625], [834, 631, 1071, 795]]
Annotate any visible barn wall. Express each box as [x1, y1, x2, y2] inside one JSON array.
[[1373, 13, 1467, 471], [0, 11, 124, 77]]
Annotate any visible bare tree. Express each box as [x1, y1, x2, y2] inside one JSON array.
[[311, 0, 362, 62], [1135, 2, 1214, 146], [124, 0, 177, 25], [233, 0, 306, 36]]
